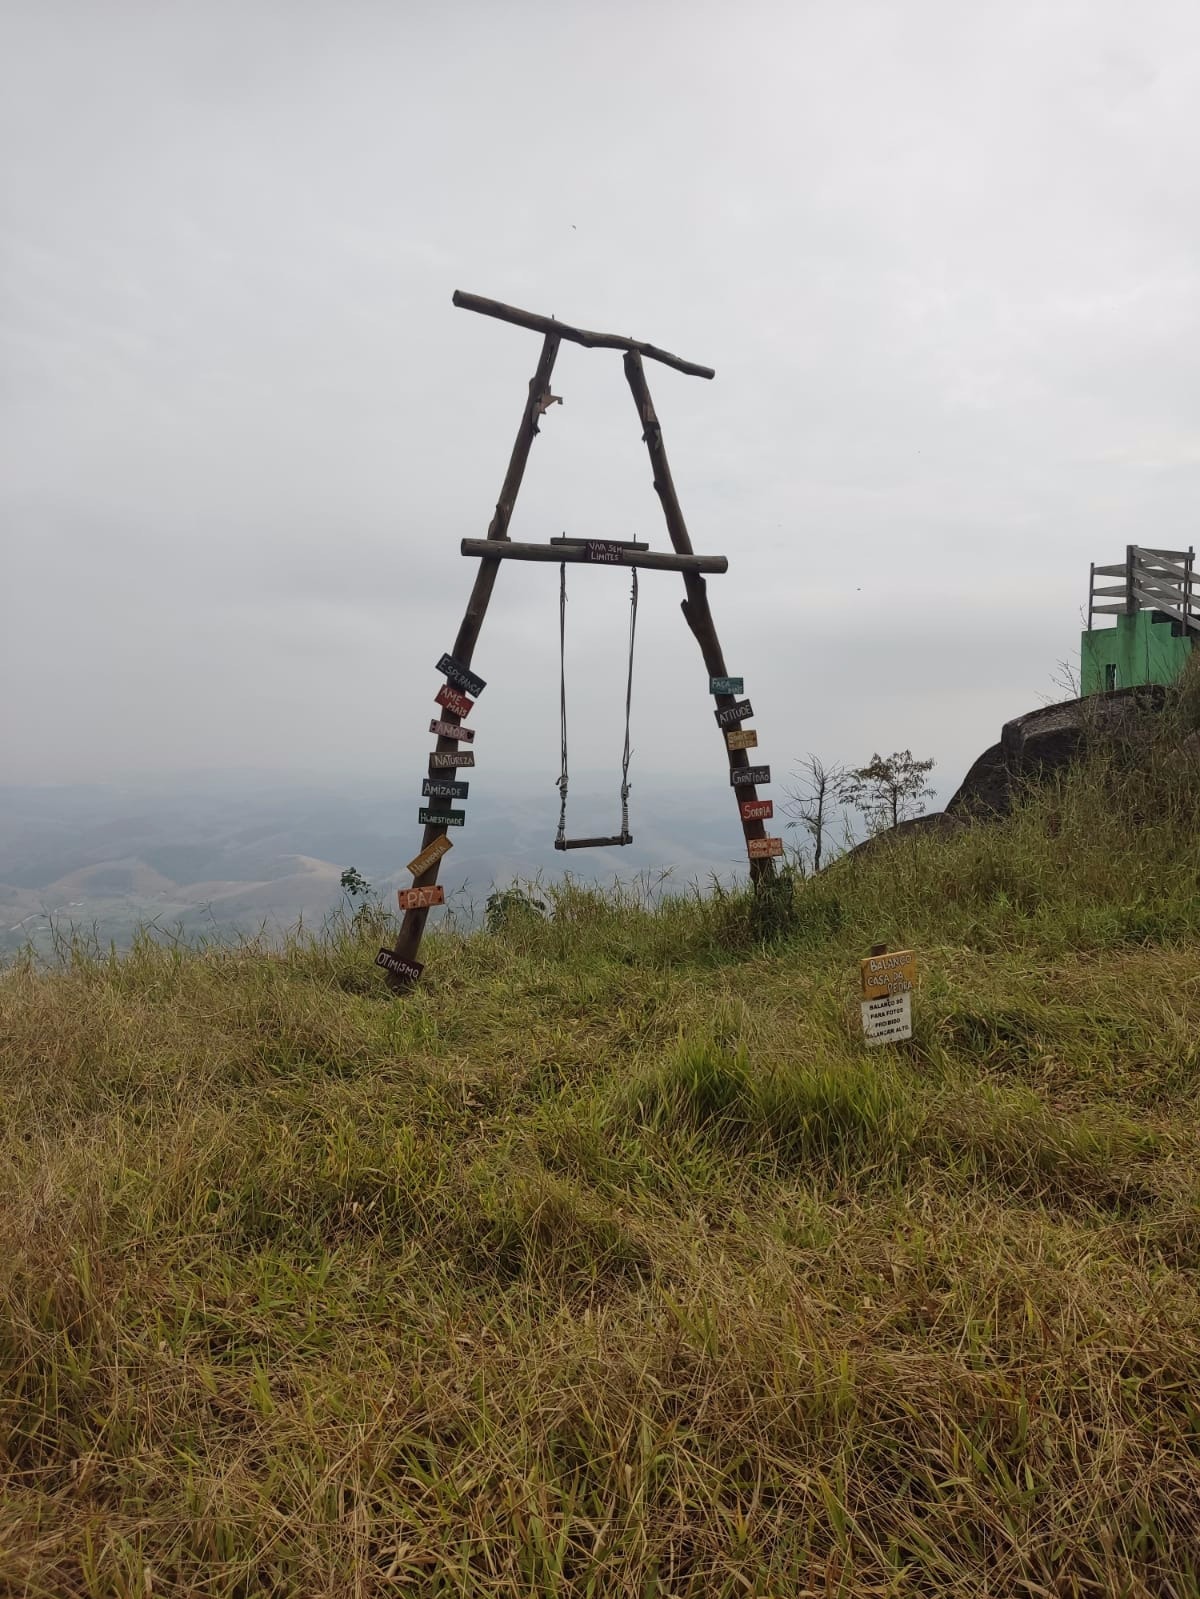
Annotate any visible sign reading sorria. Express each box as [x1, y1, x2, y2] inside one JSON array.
[[435, 653, 486, 698], [435, 684, 474, 717], [398, 884, 445, 911], [739, 797, 773, 821], [430, 750, 475, 768], [376, 948, 422, 982], [407, 834, 453, 877], [715, 699, 754, 728], [429, 719, 475, 742], [731, 765, 770, 788], [747, 836, 784, 859]]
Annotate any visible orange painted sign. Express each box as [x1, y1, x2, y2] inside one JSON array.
[[747, 836, 784, 859], [860, 949, 916, 1000], [398, 884, 446, 911]]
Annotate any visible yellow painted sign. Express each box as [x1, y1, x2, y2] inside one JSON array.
[[726, 727, 758, 750], [860, 948, 916, 999], [407, 834, 453, 878]]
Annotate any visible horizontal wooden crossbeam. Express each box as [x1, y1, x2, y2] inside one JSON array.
[[551, 536, 649, 550], [460, 539, 728, 574], [452, 290, 715, 380]]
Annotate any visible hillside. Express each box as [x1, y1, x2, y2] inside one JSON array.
[[4, 689, 1200, 1597]]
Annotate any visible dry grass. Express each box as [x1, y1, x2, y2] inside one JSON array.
[[5, 700, 1200, 1595]]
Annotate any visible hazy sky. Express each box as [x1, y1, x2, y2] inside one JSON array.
[[4, 0, 1200, 810]]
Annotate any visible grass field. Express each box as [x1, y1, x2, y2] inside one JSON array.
[[5, 701, 1200, 1596]]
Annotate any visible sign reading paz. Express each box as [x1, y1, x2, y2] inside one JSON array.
[[731, 765, 770, 788], [429, 719, 475, 743], [398, 884, 445, 910], [710, 675, 743, 696], [376, 949, 423, 982], [418, 807, 466, 828], [726, 728, 758, 750], [430, 750, 475, 768], [747, 836, 784, 859], [407, 834, 453, 877], [435, 653, 486, 699], [435, 685, 474, 717], [715, 699, 754, 728]]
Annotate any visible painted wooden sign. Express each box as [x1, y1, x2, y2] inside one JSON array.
[[376, 948, 423, 982], [861, 991, 912, 1046], [397, 884, 446, 911], [429, 719, 475, 743], [407, 834, 453, 877], [585, 541, 624, 563], [730, 765, 770, 788], [710, 675, 743, 696], [422, 778, 469, 800], [860, 949, 916, 1000], [726, 728, 758, 751], [418, 807, 466, 828], [739, 797, 774, 822], [435, 653, 486, 698], [715, 699, 754, 728], [435, 684, 475, 717], [430, 750, 475, 768], [747, 836, 784, 859]]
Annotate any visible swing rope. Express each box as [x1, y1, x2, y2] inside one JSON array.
[[556, 560, 638, 848]]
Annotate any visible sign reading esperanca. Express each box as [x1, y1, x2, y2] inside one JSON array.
[[435, 653, 486, 699]]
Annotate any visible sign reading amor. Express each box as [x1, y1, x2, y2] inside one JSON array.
[[429, 719, 475, 743], [407, 834, 453, 877], [860, 949, 916, 1000], [739, 798, 773, 822], [435, 653, 486, 699], [398, 884, 445, 911], [714, 699, 754, 728]]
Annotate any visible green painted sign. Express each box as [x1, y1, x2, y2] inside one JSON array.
[[710, 675, 743, 696]]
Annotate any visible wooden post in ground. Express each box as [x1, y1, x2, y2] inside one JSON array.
[[384, 332, 562, 987], [622, 351, 775, 885]]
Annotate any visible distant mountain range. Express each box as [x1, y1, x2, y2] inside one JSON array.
[[0, 774, 760, 958]]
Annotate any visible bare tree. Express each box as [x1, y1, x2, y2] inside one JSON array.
[[840, 750, 936, 836], [784, 755, 845, 872]]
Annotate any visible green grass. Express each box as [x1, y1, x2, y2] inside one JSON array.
[[5, 690, 1200, 1595]]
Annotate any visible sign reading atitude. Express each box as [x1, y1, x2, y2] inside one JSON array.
[[585, 541, 624, 563], [430, 750, 475, 768], [376, 948, 423, 982], [435, 684, 475, 717], [398, 884, 445, 911], [422, 778, 469, 800], [726, 728, 758, 751], [739, 797, 774, 822], [710, 675, 743, 696], [429, 719, 475, 743], [747, 836, 784, 859], [715, 699, 754, 728], [731, 765, 770, 788], [418, 807, 466, 828], [860, 949, 916, 1000], [407, 834, 453, 877], [436, 653, 486, 698]]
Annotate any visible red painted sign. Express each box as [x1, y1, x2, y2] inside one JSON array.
[[739, 798, 774, 822], [430, 719, 475, 743], [747, 836, 784, 860], [435, 685, 474, 717], [398, 884, 446, 911]]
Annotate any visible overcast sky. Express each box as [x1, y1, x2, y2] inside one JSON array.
[[4, 0, 1200, 811]]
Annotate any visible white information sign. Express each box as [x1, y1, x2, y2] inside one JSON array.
[[861, 990, 912, 1046]]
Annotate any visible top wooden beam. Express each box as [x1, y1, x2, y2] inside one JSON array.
[[452, 290, 715, 380]]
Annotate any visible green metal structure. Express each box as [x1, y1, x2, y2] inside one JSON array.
[[1081, 546, 1195, 695]]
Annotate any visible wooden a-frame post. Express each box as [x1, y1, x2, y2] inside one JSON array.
[[383, 292, 774, 991]]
